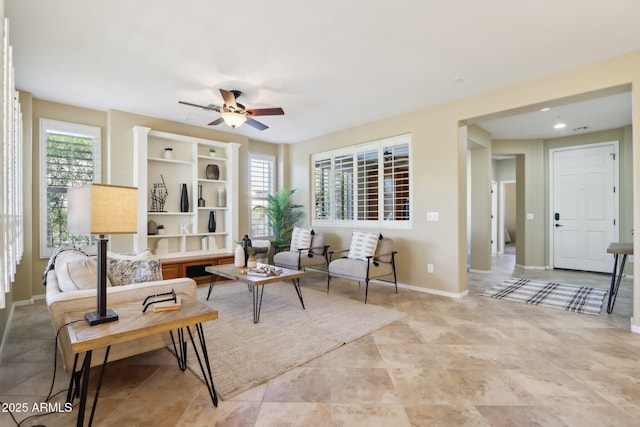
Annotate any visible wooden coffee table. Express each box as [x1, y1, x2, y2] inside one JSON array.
[[205, 264, 305, 323]]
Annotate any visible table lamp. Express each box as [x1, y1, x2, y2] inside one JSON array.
[[67, 184, 138, 326]]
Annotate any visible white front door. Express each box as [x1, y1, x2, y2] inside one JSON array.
[[552, 142, 618, 273]]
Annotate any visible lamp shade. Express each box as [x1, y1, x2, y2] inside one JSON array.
[[221, 111, 247, 128], [67, 184, 138, 235]]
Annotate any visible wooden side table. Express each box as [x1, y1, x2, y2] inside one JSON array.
[[64, 294, 218, 427], [606, 242, 634, 314]]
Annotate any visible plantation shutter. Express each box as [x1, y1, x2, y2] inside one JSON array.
[[249, 155, 274, 237], [383, 143, 410, 221], [357, 148, 379, 221], [314, 158, 331, 220], [333, 154, 354, 220]]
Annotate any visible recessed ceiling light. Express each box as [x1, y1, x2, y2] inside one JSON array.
[[553, 122, 567, 129], [540, 107, 550, 111], [453, 77, 464, 83]]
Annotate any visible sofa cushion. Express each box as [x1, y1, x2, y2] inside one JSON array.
[[54, 250, 111, 292], [107, 249, 152, 260], [347, 231, 379, 261], [107, 258, 162, 286]]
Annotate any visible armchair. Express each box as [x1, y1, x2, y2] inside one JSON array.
[[273, 228, 329, 271], [327, 233, 397, 303]]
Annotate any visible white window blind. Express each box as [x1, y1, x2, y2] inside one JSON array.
[[249, 153, 275, 238], [312, 134, 411, 227], [1, 17, 23, 309], [39, 119, 101, 258]]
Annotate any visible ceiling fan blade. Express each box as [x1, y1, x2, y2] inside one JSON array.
[[246, 107, 285, 116], [178, 101, 220, 111], [207, 117, 224, 126], [219, 89, 237, 109], [245, 117, 269, 131]]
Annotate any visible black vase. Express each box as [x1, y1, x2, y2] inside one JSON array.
[[208, 211, 216, 233], [180, 183, 189, 212]]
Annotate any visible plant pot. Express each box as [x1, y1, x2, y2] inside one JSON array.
[[157, 229, 166, 235], [247, 256, 257, 268]]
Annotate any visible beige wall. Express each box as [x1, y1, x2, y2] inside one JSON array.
[[5, 49, 640, 334], [288, 51, 640, 310]]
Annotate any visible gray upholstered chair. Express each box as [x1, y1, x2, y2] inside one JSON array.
[[273, 230, 329, 271], [327, 234, 397, 303]]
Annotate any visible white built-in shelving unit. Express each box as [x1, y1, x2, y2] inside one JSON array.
[[133, 126, 239, 258]]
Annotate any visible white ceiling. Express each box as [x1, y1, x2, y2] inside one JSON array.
[[6, 0, 640, 143]]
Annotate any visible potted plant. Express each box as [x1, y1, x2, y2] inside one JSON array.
[[157, 224, 166, 235], [163, 147, 173, 159], [266, 188, 303, 245], [246, 247, 257, 268]]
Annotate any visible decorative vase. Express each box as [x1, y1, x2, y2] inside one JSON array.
[[241, 234, 252, 266], [180, 183, 189, 212], [206, 164, 220, 180], [208, 211, 216, 232], [217, 187, 227, 208], [198, 185, 205, 207], [234, 244, 245, 267]]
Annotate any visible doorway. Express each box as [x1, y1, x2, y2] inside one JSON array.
[[550, 141, 619, 273]]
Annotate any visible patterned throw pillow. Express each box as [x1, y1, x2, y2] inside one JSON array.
[[290, 227, 312, 251], [107, 258, 163, 286], [347, 231, 379, 261]]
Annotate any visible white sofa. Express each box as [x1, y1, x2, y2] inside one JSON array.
[[45, 249, 197, 372]]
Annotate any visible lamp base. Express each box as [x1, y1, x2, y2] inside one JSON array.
[[84, 309, 119, 326]]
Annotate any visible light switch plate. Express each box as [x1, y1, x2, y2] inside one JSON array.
[[427, 212, 439, 221], [526, 213, 534, 220]]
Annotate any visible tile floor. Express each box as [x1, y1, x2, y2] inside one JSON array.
[[1, 253, 640, 426]]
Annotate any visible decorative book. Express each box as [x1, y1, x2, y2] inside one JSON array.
[[153, 296, 182, 312]]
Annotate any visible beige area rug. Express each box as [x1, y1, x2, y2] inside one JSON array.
[[185, 281, 406, 400]]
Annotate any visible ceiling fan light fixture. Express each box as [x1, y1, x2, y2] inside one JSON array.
[[221, 111, 247, 128]]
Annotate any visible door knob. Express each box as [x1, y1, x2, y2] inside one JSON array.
[[555, 224, 563, 227]]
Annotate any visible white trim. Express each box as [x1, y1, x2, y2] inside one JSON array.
[[469, 269, 491, 274], [0, 302, 15, 361], [631, 317, 640, 334], [548, 141, 619, 271]]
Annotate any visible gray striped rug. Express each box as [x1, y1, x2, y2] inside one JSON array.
[[482, 278, 607, 315]]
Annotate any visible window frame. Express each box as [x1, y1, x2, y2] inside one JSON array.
[[39, 119, 101, 258], [248, 152, 276, 238], [312, 133, 412, 228]]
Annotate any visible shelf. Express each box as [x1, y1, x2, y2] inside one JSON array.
[[147, 211, 195, 216], [197, 207, 228, 211], [197, 178, 227, 184], [148, 232, 229, 239], [148, 156, 193, 165], [198, 155, 227, 161]]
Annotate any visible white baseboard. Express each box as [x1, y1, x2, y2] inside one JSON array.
[[469, 269, 491, 274], [374, 279, 468, 299], [515, 263, 548, 270], [631, 317, 640, 334]]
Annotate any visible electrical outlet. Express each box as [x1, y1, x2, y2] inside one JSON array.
[[427, 264, 434, 273], [427, 212, 439, 221]]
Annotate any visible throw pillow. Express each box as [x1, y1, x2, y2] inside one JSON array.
[[347, 231, 379, 261], [54, 250, 107, 292], [107, 258, 162, 286], [290, 227, 312, 251]]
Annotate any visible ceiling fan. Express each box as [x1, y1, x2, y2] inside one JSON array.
[[179, 89, 284, 131]]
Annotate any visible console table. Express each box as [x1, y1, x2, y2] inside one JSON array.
[[606, 242, 634, 314], [64, 294, 218, 427]]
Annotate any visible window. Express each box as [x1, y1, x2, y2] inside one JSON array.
[[312, 134, 411, 227], [249, 153, 275, 238], [39, 119, 101, 258]]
